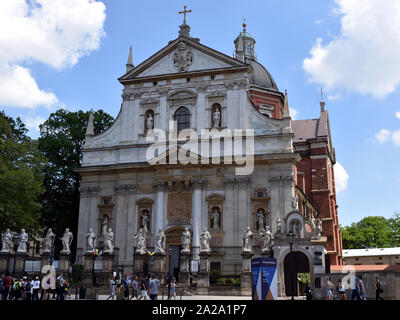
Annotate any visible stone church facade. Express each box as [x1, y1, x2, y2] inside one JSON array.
[[76, 20, 342, 296]]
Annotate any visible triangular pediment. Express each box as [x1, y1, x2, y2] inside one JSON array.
[[147, 144, 207, 165], [119, 37, 248, 83]]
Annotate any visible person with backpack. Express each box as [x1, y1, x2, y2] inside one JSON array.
[[375, 277, 384, 300], [138, 276, 149, 300], [32, 276, 40, 300], [56, 274, 64, 300], [325, 277, 334, 300], [122, 275, 130, 300], [13, 278, 22, 300], [24, 278, 32, 300], [149, 274, 160, 300]]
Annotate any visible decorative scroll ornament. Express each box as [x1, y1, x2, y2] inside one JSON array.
[[173, 42, 193, 72]]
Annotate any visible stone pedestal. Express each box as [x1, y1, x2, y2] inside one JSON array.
[[14, 253, 27, 276], [40, 252, 51, 270], [102, 253, 114, 273], [133, 253, 149, 277], [0, 252, 10, 274], [153, 253, 166, 278], [179, 252, 191, 286], [84, 253, 95, 272], [197, 252, 211, 294], [240, 252, 253, 296], [58, 253, 71, 274]]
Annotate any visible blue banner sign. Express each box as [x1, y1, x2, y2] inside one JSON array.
[[251, 257, 277, 300]]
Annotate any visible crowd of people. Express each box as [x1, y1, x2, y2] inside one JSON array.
[[106, 273, 178, 301], [323, 275, 384, 300], [0, 273, 71, 301]]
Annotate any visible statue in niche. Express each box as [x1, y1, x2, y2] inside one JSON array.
[[1, 229, 12, 253], [242, 226, 254, 253], [155, 228, 166, 254], [104, 228, 114, 254], [134, 228, 147, 255], [60, 228, 73, 254], [256, 209, 266, 230], [86, 228, 97, 252], [200, 228, 211, 253], [316, 219, 323, 239], [146, 112, 154, 130], [212, 107, 221, 128], [140, 210, 150, 234], [260, 226, 274, 254], [181, 227, 192, 253], [311, 212, 317, 228], [210, 208, 220, 230], [291, 195, 299, 210], [290, 220, 301, 238], [42, 228, 55, 253], [17, 229, 28, 253], [101, 216, 109, 239], [276, 217, 282, 234]]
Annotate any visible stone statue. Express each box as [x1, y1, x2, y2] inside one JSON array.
[[276, 217, 282, 234], [154, 228, 166, 254], [316, 219, 323, 239], [242, 226, 254, 253], [291, 196, 299, 210], [140, 211, 150, 234], [101, 216, 109, 238], [173, 42, 193, 72], [146, 113, 154, 130], [42, 228, 55, 253], [290, 220, 301, 238], [60, 228, 73, 254], [181, 227, 191, 253], [256, 210, 265, 230], [1, 229, 13, 253], [17, 229, 28, 253], [134, 228, 147, 255], [86, 228, 97, 252], [104, 228, 114, 254], [260, 226, 274, 254], [311, 212, 316, 228], [200, 228, 211, 253], [210, 209, 220, 229], [212, 108, 221, 128]]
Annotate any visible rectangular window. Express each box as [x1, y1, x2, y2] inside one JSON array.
[[210, 262, 221, 272]]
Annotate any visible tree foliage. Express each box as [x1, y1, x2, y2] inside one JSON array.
[[38, 108, 113, 257], [0, 111, 45, 232], [341, 215, 400, 249]]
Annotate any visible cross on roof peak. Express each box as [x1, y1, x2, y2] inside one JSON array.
[[179, 5, 192, 25]]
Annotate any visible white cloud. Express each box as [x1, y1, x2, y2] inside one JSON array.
[[334, 162, 349, 194], [25, 116, 46, 132], [396, 111, 400, 119], [392, 130, 400, 147], [375, 129, 391, 144], [327, 94, 342, 101], [303, 0, 400, 98], [0, 0, 106, 108], [289, 108, 298, 120]]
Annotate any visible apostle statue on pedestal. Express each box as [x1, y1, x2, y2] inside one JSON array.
[[200, 228, 211, 253], [17, 229, 28, 253], [181, 227, 191, 253], [155, 228, 166, 254], [60, 228, 73, 254], [1, 229, 12, 253], [242, 226, 254, 253], [260, 226, 274, 254], [86, 228, 97, 252], [134, 228, 147, 255], [42, 228, 55, 253]]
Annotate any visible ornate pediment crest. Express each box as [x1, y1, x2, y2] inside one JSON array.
[[173, 42, 193, 72]]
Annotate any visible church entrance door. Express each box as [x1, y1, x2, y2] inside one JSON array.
[[283, 251, 309, 296], [165, 227, 184, 281]]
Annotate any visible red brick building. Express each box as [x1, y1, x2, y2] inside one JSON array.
[[292, 100, 343, 266]]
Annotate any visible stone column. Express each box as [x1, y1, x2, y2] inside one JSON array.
[[58, 253, 71, 274], [191, 179, 206, 261], [179, 252, 191, 286], [197, 252, 211, 294], [0, 252, 10, 274], [153, 253, 166, 278], [153, 181, 165, 236], [240, 252, 253, 296]]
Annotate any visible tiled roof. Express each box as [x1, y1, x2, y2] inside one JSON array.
[[343, 247, 400, 257], [292, 110, 329, 143]]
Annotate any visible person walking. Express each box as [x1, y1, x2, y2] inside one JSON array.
[[149, 274, 160, 300], [130, 276, 139, 300], [115, 276, 122, 298], [122, 275, 130, 300], [165, 272, 171, 300], [56, 274, 64, 301], [337, 279, 347, 300], [24, 278, 32, 300], [0, 275, 6, 300], [304, 283, 313, 300], [31, 277, 40, 300], [359, 275, 367, 300], [375, 277, 384, 300], [351, 274, 361, 300], [326, 277, 334, 300], [138, 276, 149, 300], [106, 277, 116, 300], [169, 277, 177, 300]]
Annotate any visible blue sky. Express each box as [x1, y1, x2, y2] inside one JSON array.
[[1, 0, 400, 226]]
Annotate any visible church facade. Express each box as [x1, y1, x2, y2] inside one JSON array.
[[76, 19, 342, 296]]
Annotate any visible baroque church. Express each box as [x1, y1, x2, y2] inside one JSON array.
[[76, 13, 343, 296]]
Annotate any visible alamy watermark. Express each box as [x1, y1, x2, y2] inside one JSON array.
[[145, 121, 254, 175]]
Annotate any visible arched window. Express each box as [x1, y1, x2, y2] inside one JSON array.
[[174, 107, 190, 131]]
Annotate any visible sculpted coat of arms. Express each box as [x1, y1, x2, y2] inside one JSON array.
[[173, 42, 193, 72]]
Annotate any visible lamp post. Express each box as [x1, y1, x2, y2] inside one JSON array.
[[12, 234, 21, 277], [287, 231, 295, 301]]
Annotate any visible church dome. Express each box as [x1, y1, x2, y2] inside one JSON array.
[[247, 59, 279, 91]]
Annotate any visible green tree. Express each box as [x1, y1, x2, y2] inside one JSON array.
[[38, 108, 113, 258], [341, 216, 397, 249], [0, 111, 45, 231]]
